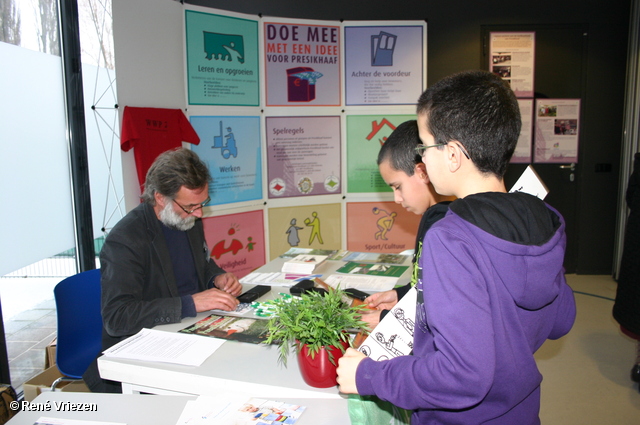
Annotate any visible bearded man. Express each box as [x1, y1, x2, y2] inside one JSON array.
[[84, 148, 241, 392]]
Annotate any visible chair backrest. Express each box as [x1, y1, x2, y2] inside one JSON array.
[[54, 268, 102, 379]]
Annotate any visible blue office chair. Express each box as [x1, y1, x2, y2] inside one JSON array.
[[52, 268, 103, 389]]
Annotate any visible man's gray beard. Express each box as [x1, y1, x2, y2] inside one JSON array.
[[159, 201, 196, 231]]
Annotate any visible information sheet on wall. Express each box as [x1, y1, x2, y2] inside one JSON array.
[[346, 202, 421, 253], [185, 10, 259, 106], [534, 98, 580, 163], [203, 210, 266, 278], [346, 114, 415, 193], [190, 115, 262, 205], [263, 19, 341, 106], [512, 99, 534, 163], [489, 32, 535, 98], [344, 22, 426, 105], [265, 116, 341, 198]]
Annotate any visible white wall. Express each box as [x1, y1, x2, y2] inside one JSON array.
[[112, 0, 188, 210]]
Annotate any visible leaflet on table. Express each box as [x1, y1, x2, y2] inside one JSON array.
[[281, 254, 329, 273], [180, 314, 273, 345], [336, 251, 411, 264], [324, 274, 398, 292], [336, 261, 409, 277], [357, 287, 417, 360], [278, 247, 338, 259], [175, 395, 306, 425], [102, 328, 224, 366], [34, 418, 125, 425], [239, 271, 320, 286]]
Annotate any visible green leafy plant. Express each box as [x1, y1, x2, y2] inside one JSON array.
[[264, 287, 368, 366]]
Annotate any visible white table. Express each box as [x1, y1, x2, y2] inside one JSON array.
[[7, 391, 350, 425], [97, 256, 411, 397]]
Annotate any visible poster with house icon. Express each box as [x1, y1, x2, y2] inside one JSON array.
[[346, 114, 415, 193]]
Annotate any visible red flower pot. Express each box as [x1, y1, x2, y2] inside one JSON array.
[[297, 340, 350, 388]]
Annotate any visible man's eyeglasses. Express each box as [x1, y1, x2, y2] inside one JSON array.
[[415, 142, 470, 160], [173, 196, 211, 214]]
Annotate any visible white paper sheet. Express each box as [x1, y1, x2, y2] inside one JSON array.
[[102, 328, 224, 366]]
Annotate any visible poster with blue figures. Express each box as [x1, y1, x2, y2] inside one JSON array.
[[190, 116, 262, 205]]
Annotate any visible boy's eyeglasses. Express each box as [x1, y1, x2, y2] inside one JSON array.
[[415, 142, 470, 160], [173, 196, 211, 214]]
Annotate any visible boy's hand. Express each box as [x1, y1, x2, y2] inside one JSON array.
[[364, 290, 399, 311], [358, 310, 382, 330], [337, 348, 366, 394]]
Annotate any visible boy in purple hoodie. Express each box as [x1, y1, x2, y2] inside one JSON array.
[[337, 70, 576, 425]]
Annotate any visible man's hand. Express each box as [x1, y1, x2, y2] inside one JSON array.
[[192, 287, 240, 312], [214, 272, 242, 296], [337, 348, 366, 394], [364, 290, 399, 311]]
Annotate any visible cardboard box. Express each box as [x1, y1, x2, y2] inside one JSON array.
[[45, 337, 57, 369], [23, 366, 90, 402]]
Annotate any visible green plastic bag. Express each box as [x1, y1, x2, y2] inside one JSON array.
[[348, 394, 412, 425]]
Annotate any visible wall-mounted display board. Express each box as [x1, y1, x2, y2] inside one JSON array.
[[263, 19, 341, 106], [344, 22, 427, 106], [346, 202, 421, 253], [534, 98, 580, 163], [267, 203, 342, 260], [265, 116, 341, 198], [512, 99, 534, 163], [489, 32, 535, 98], [203, 210, 266, 278], [346, 114, 415, 193], [182, 5, 427, 262], [185, 10, 260, 106], [190, 115, 263, 205]]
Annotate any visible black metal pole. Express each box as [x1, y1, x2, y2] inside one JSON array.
[[58, 0, 95, 272], [0, 302, 10, 385]]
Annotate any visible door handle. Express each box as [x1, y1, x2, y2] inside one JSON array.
[[559, 163, 576, 171]]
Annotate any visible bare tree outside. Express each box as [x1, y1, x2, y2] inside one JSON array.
[[79, 0, 114, 69], [37, 0, 59, 55], [0, 0, 22, 46]]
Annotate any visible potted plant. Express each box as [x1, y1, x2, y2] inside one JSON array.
[[264, 286, 368, 388]]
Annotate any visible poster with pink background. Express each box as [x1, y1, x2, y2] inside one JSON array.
[[203, 210, 266, 278]]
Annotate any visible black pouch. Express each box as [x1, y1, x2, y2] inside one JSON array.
[[289, 279, 315, 296]]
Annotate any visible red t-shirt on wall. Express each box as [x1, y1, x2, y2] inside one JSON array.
[[120, 106, 201, 190]]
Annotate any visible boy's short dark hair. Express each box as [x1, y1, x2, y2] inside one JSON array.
[[377, 120, 423, 176], [417, 70, 521, 178], [142, 148, 212, 204]]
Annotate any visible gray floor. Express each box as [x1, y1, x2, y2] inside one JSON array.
[[5, 297, 57, 391], [3, 274, 640, 423]]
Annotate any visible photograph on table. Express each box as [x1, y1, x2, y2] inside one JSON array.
[[346, 201, 420, 253], [264, 19, 341, 106], [203, 210, 266, 278], [180, 314, 272, 344], [268, 203, 342, 260], [185, 9, 259, 106], [191, 115, 262, 205], [266, 116, 341, 199], [346, 114, 415, 193]]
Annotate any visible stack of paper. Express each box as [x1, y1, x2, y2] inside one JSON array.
[[281, 254, 328, 274], [102, 328, 224, 366]]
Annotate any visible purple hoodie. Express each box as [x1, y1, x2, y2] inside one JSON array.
[[356, 192, 576, 424]]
